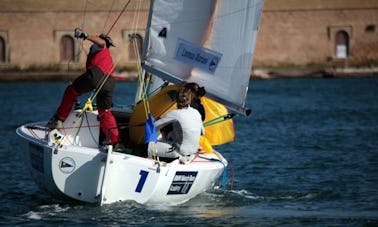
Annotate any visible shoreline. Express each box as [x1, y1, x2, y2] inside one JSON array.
[[0, 67, 377, 82], [0, 71, 139, 82], [251, 67, 378, 79]]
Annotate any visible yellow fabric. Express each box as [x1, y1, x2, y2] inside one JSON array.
[[199, 135, 214, 153], [202, 97, 235, 146], [129, 85, 179, 145]]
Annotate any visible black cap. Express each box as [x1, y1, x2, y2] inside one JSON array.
[[99, 34, 115, 48]]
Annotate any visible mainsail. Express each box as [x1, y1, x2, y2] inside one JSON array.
[[142, 0, 264, 115]]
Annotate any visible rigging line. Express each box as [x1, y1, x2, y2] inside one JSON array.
[[130, 1, 143, 103], [133, 35, 151, 117], [131, 0, 142, 34], [203, 114, 234, 127], [106, 0, 132, 36], [102, 0, 116, 34], [67, 39, 86, 72], [66, 0, 89, 72], [73, 112, 85, 145], [130, 0, 138, 33], [77, 0, 141, 116], [81, 0, 89, 30], [80, 0, 89, 55], [82, 39, 132, 113], [58, 0, 131, 145], [142, 75, 151, 118], [81, 42, 132, 116], [84, 111, 99, 146], [131, 0, 146, 112], [57, 114, 83, 146]]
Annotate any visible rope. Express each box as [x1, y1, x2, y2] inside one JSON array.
[[130, 0, 148, 113], [203, 113, 235, 127], [78, 0, 137, 116], [65, 0, 89, 71], [57, 113, 84, 146], [103, 0, 116, 34], [129, 14, 150, 120], [106, 0, 132, 35], [130, 0, 143, 34], [55, 110, 100, 147], [73, 111, 85, 145], [197, 154, 229, 190], [78, 37, 133, 118], [140, 72, 152, 118], [56, 0, 140, 146], [74, 0, 137, 130], [81, 0, 88, 29]]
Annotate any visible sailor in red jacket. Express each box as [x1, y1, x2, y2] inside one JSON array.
[[47, 28, 119, 147]]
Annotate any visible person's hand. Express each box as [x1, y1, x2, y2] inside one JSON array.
[[74, 28, 88, 39]]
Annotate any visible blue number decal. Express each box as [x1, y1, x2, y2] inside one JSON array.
[[135, 170, 149, 193]]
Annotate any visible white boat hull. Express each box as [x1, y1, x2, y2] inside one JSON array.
[[16, 111, 227, 205]]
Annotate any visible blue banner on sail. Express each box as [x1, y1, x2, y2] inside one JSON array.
[[174, 38, 222, 74]]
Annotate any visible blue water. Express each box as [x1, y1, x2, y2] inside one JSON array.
[[0, 78, 377, 226]]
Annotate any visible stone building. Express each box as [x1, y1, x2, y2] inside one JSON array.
[[0, 0, 377, 72], [255, 0, 378, 69], [0, 0, 150, 71]]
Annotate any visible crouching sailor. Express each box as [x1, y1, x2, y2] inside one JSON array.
[[148, 86, 204, 163]]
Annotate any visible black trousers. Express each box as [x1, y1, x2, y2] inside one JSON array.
[[73, 66, 115, 109]]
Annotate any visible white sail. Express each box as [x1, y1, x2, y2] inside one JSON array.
[[143, 0, 264, 115]]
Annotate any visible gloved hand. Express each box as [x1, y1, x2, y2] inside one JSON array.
[[74, 28, 88, 39]]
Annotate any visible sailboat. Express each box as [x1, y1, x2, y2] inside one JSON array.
[[16, 0, 263, 205]]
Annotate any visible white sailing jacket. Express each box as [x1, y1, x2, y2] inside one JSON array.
[[155, 106, 204, 156]]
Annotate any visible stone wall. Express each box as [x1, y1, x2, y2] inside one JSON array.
[[0, 0, 377, 70], [0, 0, 149, 70], [255, 3, 378, 67]]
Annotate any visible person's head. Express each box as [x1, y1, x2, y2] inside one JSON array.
[[99, 34, 115, 48], [176, 86, 193, 109], [184, 82, 206, 99]]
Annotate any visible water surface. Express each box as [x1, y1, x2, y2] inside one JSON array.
[[0, 77, 377, 226]]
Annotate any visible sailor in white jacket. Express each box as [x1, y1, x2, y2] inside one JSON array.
[[148, 86, 204, 161]]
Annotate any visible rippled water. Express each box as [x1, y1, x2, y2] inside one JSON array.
[[0, 77, 377, 226]]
